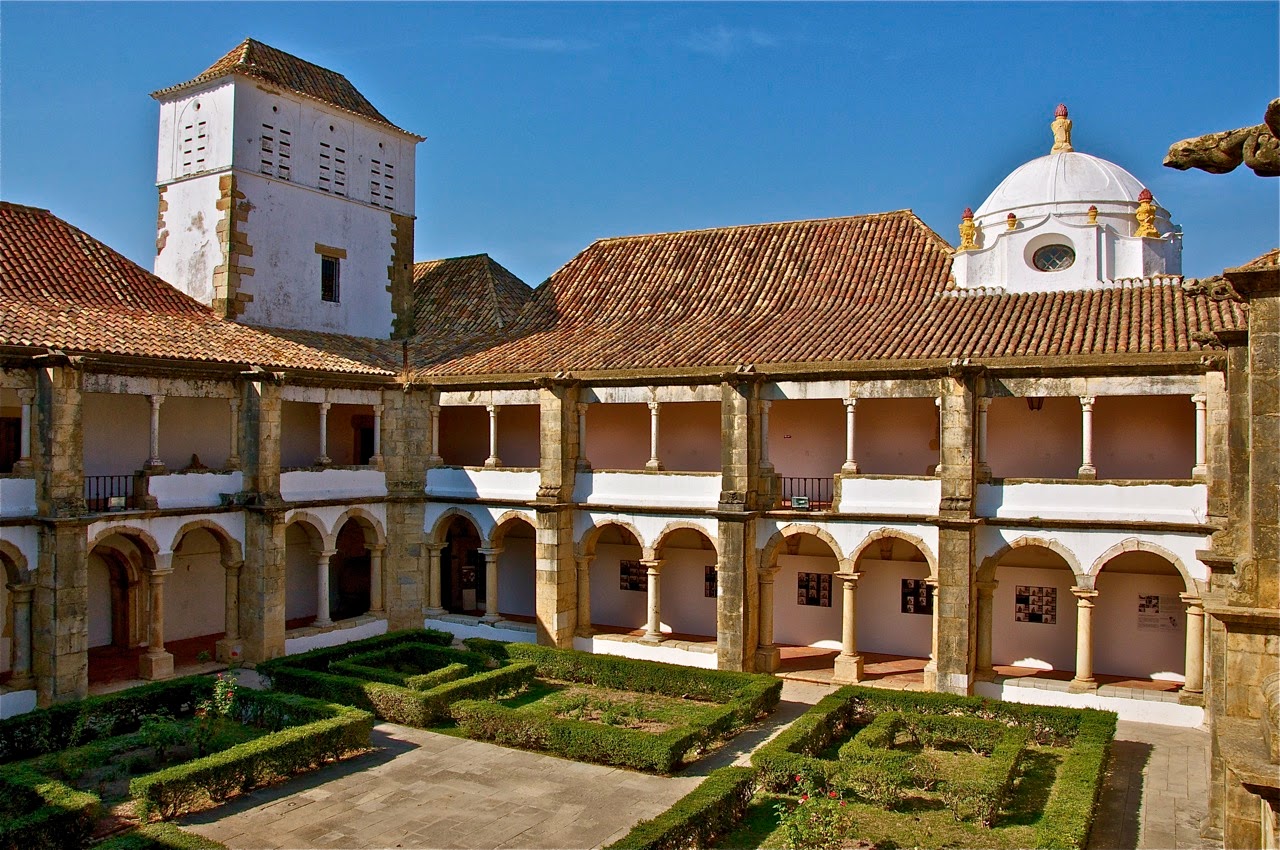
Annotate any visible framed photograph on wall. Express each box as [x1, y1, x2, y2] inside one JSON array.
[[619, 560, 647, 592], [797, 572, 832, 607], [900, 578, 934, 615], [1014, 585, 1057, 624], [704, 564, 717, 598]]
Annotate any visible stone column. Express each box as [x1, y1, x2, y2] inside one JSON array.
[[314, 549, 335, 626], [1078, 396, 1097, 479], [645, 401, 663, 470], [316, 402, 332, 466], [640, 558, 664, 642], [975, 397, 992, 482], [484, 405, 502, 468], [833, 571, 864, 683], [755, 569, 780, 672], [146, 394, 165, 471], [13, 390, 33, 475], [479, 547, 501, 623], [975, 579, 998, 680], [577, 403, 591, 471], [371, 404, 384, 469], [575, 555, 593, 637], [1069, 587, 1098, 690], [6, 583, 34, 689], [425, 543, 445, 616], [841, 398, 860, 473], [428, 404, 443, 466], [215, 559, 243, 663], [1181, 592, 1205, 695], [236, 377, 286, 664], [759, 400, 773, 469], [139, 559, 175, 680], [368, 544, 385, 614], [1192, 393, 1208, 479], [226, 396, 241, 470]]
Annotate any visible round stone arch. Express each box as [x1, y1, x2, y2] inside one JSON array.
[[329, 507, 387, 548], [169, 519, 244, 566], [850, 528, 938, 576], [89, 524, 163, 566], [577, 519, 650, 560], [976, 535, 1084, 584], [284, 512, 332, 550], [654, 521, 718, 560], [429, 507, 489, 546], [1089, 538, 1198, 595], [760, 524, 847, 574], [490, 511, 537, 549], [0, 539, 30, 584]]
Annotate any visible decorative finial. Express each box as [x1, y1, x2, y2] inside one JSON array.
[[1006, 212, 1018, 230], [1135, 189, 1158, 237], [1051, 104, 1074, 153], [958, 208, 978, 251], [1087, 205, 1098, 225]]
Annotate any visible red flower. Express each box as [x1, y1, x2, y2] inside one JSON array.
[[840, 800, 847, 807], [795, 775, 803, 782], [829, 791, 839, 799], [800, 794, 809, 803]]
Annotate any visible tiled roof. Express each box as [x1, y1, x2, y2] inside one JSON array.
[[413, 211, 1247, 377], [411, 254, 534, 339], [0, 202, 394, 375], [151, 39, 420, 138]]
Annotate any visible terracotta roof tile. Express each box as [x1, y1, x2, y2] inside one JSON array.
[[410, 254, 534, 339]]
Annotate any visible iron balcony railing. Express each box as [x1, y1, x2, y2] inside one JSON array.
[[84, 475, 135, 512], [779, 476, 834, 510]]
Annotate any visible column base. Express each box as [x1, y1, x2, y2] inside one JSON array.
[[315, 456, 332, 467], [424, 607, 447, 618], [144, 461, 166, 473], [215, 638, 243, 664], [1179, 689, 1205, 706], [1077, 465, 1097, 480], [6, 673, 34, 692], [832, 653, 864, 684], [1068, 676, 1096, 692], [644, 460, 664, 471], [576, 459, 592, 472], [10, 459, 32, 476], [755, 644, 781, 673], [975, 463, 992, 483], [479, 615, 501, 625], [974, 666, 996, 682], [483, 458, 502, 469], [638, 632, 665, 645], [840, 462, 860, 474], [139, 651, 174, 680], [370, 455, 384, 471]]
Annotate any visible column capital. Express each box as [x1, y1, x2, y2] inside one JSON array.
[[5, 582, 35, 600], [317, 548, 338, 560], [149, 566, 175, 580], [834, 570, 863, 584], [977, 396, 992, 411], [477, 546, 503, 559], [639, 557, 664, 572], [149, 393, 166, 408], [366, 543, 387, 555], [842, 396, 858, 409], [16, 389, 35, 405], [221, 558, 244, 574], [577, 401, 590, 414], [318, 401, 331, 412], [647, 400, 660, 413], [486, 403, 500, 413], [424, 541, 446, 554], [1079, 395, 1096, 409], [429, 404, 442, 414], [228, 396, 241, 411], [1070, 587, 1098, 604], [1179, 592, 1204, 609], [1191, 392, 1207, 406], [976, 579, 999, 593], [758, 567, 777, 586]]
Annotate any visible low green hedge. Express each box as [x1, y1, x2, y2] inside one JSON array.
[[329, 642, 491, 690], [752, 686, 862, 791], [1034, 711, 1116, 849], [0, 765, 98, 850], [603, 766, 758, 850], [255, 628, 454, 679], [93, 823, 227, 850]]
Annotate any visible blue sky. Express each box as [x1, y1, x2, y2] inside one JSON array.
[[2, 2, 1276, 286]]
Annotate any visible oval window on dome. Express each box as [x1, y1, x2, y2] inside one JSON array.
[[1032, 244, 1075, 272]]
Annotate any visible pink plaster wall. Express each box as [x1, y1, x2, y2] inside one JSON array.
[[439, 406, 488, 467], [497, 405, 541, 469], [83, 393, 149, 476], [857, 399, 938, 476], [1094, 396, 1194, 480], [585, 404, 648, 470], [987, 397, 1081, 479], [585, 403, 720, 471], [769, 399, 844, 478], [281, 401, 321, 469], [324, 403, 374, 466]]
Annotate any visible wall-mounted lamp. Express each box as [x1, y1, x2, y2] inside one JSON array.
[[1026, 397, 1045, 411]]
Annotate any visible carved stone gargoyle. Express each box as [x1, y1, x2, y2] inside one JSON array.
[[1164, 99, 1280, 177]]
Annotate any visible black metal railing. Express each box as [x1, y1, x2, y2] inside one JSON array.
[[780, 476, 834, 510], [84, 475, 135, 512]]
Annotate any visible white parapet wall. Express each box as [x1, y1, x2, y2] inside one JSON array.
[[0, 478, 36, 517], [573, 471, 722, 510], [973, 679, 1205, 727], [425, 467, 541, 502], [573, 634, 719, 669], [977, 481, 1208, 524], [280, 468, 388, 502], [837, 476, 942, 516], [284, 616, 388, 655], [424, 615, 537, 644], [0, 689, 37, 720], [150, 471, 243, 510]]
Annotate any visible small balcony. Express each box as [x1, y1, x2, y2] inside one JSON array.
[[83, 474, 140, 513], [426, 466, 541, 502], [777, 476, 835, 510]]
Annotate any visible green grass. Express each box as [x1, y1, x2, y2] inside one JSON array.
[[499, 679, 725, 733]]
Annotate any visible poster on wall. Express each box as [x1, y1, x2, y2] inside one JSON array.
[[900, 578, 933, 615], [704, 565, 717, 598], [1014, 585, 1057, 624], [1137, 594, 1180, 631], [797, 572, 832, 607], [619, 560, 647, 592]]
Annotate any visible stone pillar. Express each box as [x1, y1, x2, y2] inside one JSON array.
[[367, 544, 385, 614], [575, 556, 592, 637], [759, 400, 772, 469], [146, 394, 165, 471], [371, 403, 384, 469], [237, 378, 286, 663], [13, 390, 33, 475], [975, 397, 992, 482], [1069, 587, 1098, 690], [314, 549, 335, 626], [755, 569, 780, 672], [1078, 396, 1097, 479], [533, 383, 581, 648], [640, 558, 664, 642], [381, 387, 431, 631], [215, 559, 243, 663], [225, 396, 241, 470], [479, 547, 501, 623], [645, 401, 663, 470], [833, 570, 864, 683], [716, 380, 760, 671], [6, 583, 34, 689], [1181, 592, 1205, 695], [841, 397, 860, 473], [424, 543, 445, 615], [316, 401, 331, 466], [139, 559, 174, 680], [484, 404, 502, 468], [975, 579, 998, 680], [577, 403, 591, 471], [1192, 393, 1208, 480], [428, 404, 443, 466]]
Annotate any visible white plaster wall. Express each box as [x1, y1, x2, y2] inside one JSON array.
[[285, 523, 319, 622], [156, 83, 236, 183], [585, 404, 649, 470], [1094, 396, 1194, 480], [573, 471, 721, 510], [769, 399, 844, 479], [976, 482, 1207, 524], [773, 554, 842, 649], [987, 397, 1081, 480], [990, 565, 1078, 671], [837, 477, 940, 516], [83, 393, 149, 475], [0, 690, 37, 720], [973, 681, 1203, 727], [86, 514, 244, 563], [659, 548, 717, 637], [424, 617, 537, 644], [280, 469, 387, 501], [427, 467, 540, 502], [439, 406, 489, 467], [167, 530, 225, 642], [857, 399, 938, 476], [977, 525, 1207, 586], [590, 542, 647, 630], [0, 478, 36, 517], [0, 526, 37, 577], [1094, 570, 1186, 680], [498, 535, 536, 618], [755, 519, 940, 571], [87, 552, 113, 648], [150, 471, 243, 510], [574, 635, 719, 669], [573, 511, 717, 558], [153, 175, 225, 303], [284, 618, 388, 655], [497, 406, 541, 469], [855, 558, 932, 657]]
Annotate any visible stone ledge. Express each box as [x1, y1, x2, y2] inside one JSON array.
[[590, 632, 716, 653], [284, 612, 386, 640]]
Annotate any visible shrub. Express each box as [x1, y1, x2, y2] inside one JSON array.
[[603, 766, 758, 850], [328, 642, 491, 689], [94, 822, 227, 849], [0, 765, 98, 850], [1034, 711, 1116, 849], [752, 686, 862, 791], [255, 628, 453, 681]]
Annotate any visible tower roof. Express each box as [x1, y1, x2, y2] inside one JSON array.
[[152, 38, 422, 139]]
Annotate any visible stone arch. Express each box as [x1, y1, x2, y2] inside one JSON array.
[[285, 512, 330, 550], [851, 528, 937, 575], [760, 524, 846, 573], [976, 535, 1084, 584], [490, 511, 537, 549], [0, 540, 29, 583], [330, 507, 387, 548], [654, 521, 718, 560], [429, 507, 487, 545], [88, 524, 162, 563], [169, 519, 243, 565], [1089, 538, 1197, 594], [578, 520, 649, 559]]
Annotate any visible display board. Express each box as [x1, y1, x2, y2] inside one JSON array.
[[797, 572, 832, 607], [901, 578, 933, 615], [619, 560, 647, 592], [1014, 584, 1057, 624]]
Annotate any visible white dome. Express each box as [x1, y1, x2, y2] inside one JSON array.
[[974, 151, 1148, 220]]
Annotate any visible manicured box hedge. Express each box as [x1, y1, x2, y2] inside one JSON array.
[[603, 766, 759, 850], [0, 765, 98, 850], [329, 642, 491, 690]]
